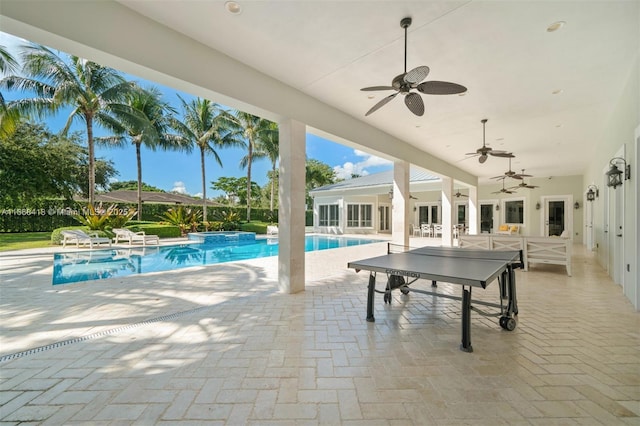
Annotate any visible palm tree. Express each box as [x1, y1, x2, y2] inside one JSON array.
[[235, 111, 265, 222], [246, 120, 279, 212], [171, 96, 242, 222], [0, 44, 137, 204], [0, 45, 20, 138], [98, 85, 184, 220]]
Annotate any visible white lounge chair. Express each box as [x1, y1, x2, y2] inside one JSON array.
[[112, 228, 160, 246], [266, 225, 279, 235], [61, 230, 112, 249]]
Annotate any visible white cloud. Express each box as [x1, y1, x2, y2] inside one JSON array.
[[193, 192, 203, 199], [108, 177, 119, 184], [172, 181, 188, 194], [333, 150, 392, 180]]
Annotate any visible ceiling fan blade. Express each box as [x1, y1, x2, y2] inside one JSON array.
[[511, 175, 524, 180], [417, 81, 468, 95], [365, 92, 398, 116], [489, 151, 515, 158], [404, 66, 430, 84], [404, 93, 425, 116], [361, 86, 396, 91], [479, 154, 488, 164], [491, 175, 506, 179], [491, 190, 502, 194]]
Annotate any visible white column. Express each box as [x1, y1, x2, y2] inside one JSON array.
[[278, 118, 306, 294], [468, 186, 478, 235], [441, 176, 454, 247], [392, 161, 410, 247]]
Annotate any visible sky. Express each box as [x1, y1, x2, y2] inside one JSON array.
[[1, 31, 392, 198]]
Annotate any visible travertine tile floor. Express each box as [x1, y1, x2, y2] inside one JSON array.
[[0, 237, 638, 425]]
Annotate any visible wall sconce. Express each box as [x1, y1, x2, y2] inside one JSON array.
[[495, 204, 500, 211], [574, 201, 580, 209], [586, 184, 599, 201], [536, 202, 541, 210], [388, 189, 393, 200], [606, 157, 631, 188], [413, 206, 417, 212]]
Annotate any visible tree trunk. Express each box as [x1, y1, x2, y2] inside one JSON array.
[[136, 142, 143, 221], [270, 162, 276, 213], [200, 147, 207, 223], [246, 138, 253, 222], [86, 117, 95, 205]]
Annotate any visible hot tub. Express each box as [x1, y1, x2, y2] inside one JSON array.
[[187, 231, 256, 245]]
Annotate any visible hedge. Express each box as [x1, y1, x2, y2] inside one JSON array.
[[2, 198, 314, 232], [125, 224, 181, 238]]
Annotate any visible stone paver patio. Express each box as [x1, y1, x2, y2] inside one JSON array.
[[1, 237, 638, 424]]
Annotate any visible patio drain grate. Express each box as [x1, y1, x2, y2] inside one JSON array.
[[0, 305, 211, 363]]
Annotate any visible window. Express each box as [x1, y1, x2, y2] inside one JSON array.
[[418, 204, 440, 224], [347, 204, 373, 228], [319, 204, 339, 226], [504, 199, 524, 224], [431, 205, 439, 223], [457, 204, 467, 224]]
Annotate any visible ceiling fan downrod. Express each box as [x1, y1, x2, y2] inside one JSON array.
[[401, 17, 412, 74]]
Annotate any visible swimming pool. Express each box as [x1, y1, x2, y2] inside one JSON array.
[[52, 235, 383, 285]]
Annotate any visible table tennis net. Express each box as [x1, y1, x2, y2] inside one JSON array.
[[387, 243, 522, 263]]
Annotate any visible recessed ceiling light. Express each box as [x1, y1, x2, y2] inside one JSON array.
[[547, 21, 566, 32], [225, 1, 242, 15], [458, 92, 466, 96], [496, 137, 504, 141], [367, 94, 375, 99], [552, 89, 563, 95], [415, 125, 421, 128], [556, 124, 562, 128]]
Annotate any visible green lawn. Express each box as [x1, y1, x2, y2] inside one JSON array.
[[0, 232, 53, 252]]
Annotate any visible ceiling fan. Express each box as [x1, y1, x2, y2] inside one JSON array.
[[454, 189, 468, 198], [509, 170, 539, 189], [465, 119, 514, 164], [492, 178, 517, 194], [492, 157, 532, 180], [361, 17, 467, 117]]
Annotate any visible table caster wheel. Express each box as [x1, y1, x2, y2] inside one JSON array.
[[383, 293, 390, 304], [400, 287, 409, 295], [505, 317, 516, 331], [499, 316, 507, 329]]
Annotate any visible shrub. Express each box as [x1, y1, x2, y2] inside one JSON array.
[[158, 206, 202, 236], [213, 210, 240, 231], [240, 221, 269, 234], [126, 224, 181, 238]]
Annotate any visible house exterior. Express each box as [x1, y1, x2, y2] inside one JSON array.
[[310, 169, 445, 235], [311, 169, 585, 242]]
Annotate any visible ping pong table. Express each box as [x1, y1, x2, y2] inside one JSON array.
[[348, 244, 522, 352]]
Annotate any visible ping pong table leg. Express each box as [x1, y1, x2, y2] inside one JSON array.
[[366, 272, 376, 322], [499, 270, 508, 299], [460, 286, 473, 352], [508, 265, 518, 316]]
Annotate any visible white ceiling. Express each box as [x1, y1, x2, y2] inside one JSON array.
[[8, 1, 640, 183]]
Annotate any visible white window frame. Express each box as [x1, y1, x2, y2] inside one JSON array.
[[319, 204, 339, 227], [346, 203, 373, 228]]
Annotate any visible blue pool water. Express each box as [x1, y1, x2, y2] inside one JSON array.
[[52, 234, 383, 285]]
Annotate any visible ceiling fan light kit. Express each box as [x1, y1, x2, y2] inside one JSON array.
[[361, 17, 467, 117]]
